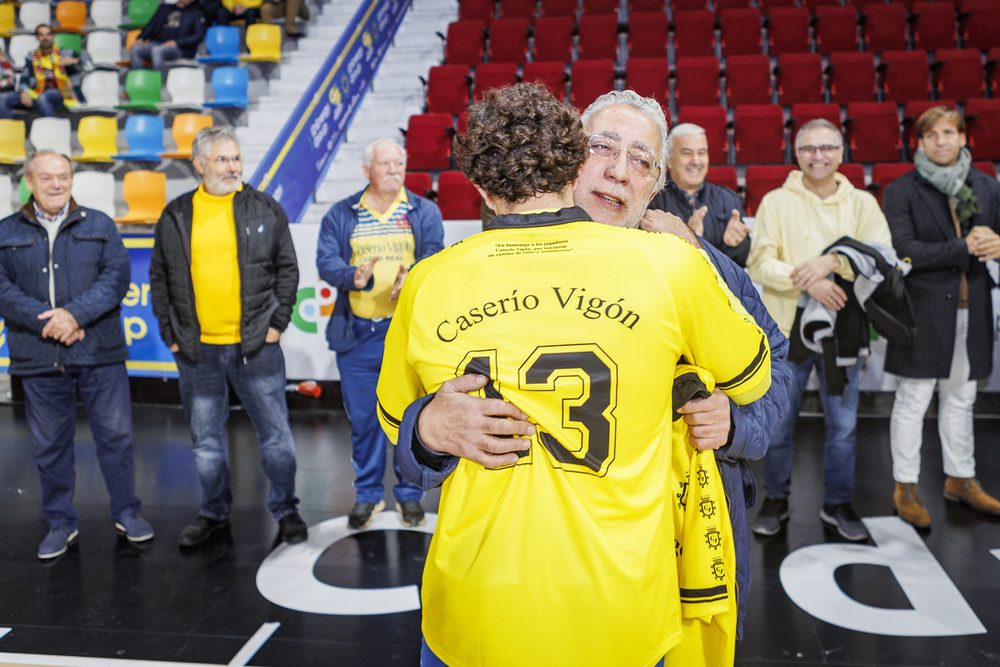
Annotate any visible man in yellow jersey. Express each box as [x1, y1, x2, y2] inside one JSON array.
[[377, 83, 771, 667], [0, 25, 84, 119], [317, 138, 444, 530], [150, 127, 307, 548], [393, 90, 792, 653]]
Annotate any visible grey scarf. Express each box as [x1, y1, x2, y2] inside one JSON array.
[[914, 147, 980, 221]]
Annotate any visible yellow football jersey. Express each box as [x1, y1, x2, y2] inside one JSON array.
[[377, 208, 770, 667], [665, 365, 738, 667]]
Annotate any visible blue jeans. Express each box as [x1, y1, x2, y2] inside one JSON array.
[[175, 342, 299, 522], [336, 316, 422, 505], [0, 88, 67, 118], [762, 352, 860, 505], [21, 363, 141, 530], [129, 42, 183, 74], [420, 639, 665, 666]]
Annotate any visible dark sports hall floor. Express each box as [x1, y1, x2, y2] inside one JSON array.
[[2, 391, 1000, 666]]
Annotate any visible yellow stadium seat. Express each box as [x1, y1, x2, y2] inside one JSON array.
[[74, 115, 119, 162], [0, 4, 17, 38], [240, 23, 282, 63], [115, 170, 166, 223], [0, 120, 27, 163]]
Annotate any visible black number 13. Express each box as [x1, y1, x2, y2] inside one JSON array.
[[458, 344, 618, 477]]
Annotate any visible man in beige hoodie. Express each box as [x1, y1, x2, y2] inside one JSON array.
[[747, 119, 891, 542]]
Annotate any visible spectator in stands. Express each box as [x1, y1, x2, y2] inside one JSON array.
[[0, 44, 14, 92], [129, 0, 206, 74], [0, 150, 154, 559], [149, 127, 308, 549], [0, 25, 84, 119], [316, 138, 444, 530], [647, 123, 752, 267], [748, 119, 892, 542], [391, 89, 792, 646], [216, 0, 261, 27], [260, 0, 309, 37], [883, 106, 1000, 528]]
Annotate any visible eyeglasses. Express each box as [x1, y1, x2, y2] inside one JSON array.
[[796, 144, 841, 156], [587, 134, 659, 177]]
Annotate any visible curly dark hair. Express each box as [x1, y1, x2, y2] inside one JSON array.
[[455, 83, 589, 205]]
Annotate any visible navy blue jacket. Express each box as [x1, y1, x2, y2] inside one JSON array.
[[316, 187, 444, 353], [0, 200, 130, 375], [648, 177, 752, 267], [138, 2, 206, 57], [394, 235, 792, 639]]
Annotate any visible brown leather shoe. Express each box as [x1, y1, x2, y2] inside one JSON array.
[[943, 476, 1000, 516], [892, 482, 931, 528]]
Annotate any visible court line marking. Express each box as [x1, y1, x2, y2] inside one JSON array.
[[0, 622, 280, 667]]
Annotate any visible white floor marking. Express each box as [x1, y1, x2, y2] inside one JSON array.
[[227, 622, 280, 666]]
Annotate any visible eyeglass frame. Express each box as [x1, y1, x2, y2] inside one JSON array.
[[586, 133, 660, 177], [795, 144, 842, 156]]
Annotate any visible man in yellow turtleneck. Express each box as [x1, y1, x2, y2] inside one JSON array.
[[150, 127, 306, 549]]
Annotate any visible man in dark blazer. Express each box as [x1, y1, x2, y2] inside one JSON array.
[[884, 106, 1000, 528]]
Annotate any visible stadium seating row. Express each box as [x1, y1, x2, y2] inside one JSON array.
[[429, 49, 998, 117], [448, 1, 1000, 54]]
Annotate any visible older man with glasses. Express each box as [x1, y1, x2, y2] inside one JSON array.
[[747, 118, 892, 542]]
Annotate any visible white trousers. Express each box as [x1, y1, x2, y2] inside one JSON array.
[[890, 309, 977, 482]]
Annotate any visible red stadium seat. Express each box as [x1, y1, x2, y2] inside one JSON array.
[[932, 49, 985, 103], [707, 165, 739, 192], [803, 0, 840, 12], [767, 8, 811, 56], [719, 8, 762, 58], [474, 63, 519, 100], [678, 105, 729, 164], [827, 52, 877, 104], [725, 54, 772, 106], [437, 171, 483, 220], [404, 171, 434, 198], [673, 0, 710, 10], [860, 2, 907, 53], [715, 0, 753, 10], [628, 11, 669, 59], [912, 1, 958, 52], [540, 0, 577, 16], [674, 56, 721, 107], [814, 6, 859, 55], [425, 65, 471, 115], [629, 0, 664, 11], [960, 0, 1000, 51], [879, 50, 930, 103], [903, 99, 957, 158], [404, 113, 455, 170], [758, 0, 796, 11], [870, 162, 915, 204], [734, 104, 786, 164], [444, 20, 486, 66], [974, 161, 997, 178], [577, 13, 620, 61], [790, 102, 842, 138], [745, 164, 797, 215], [488, 18, 530, 63], [500, 0, 536, 20], [523, 61, 567, 99], [570, 59, 615, 110], [845, 102, 901, 163], [673, 10, 717, 59], [965, 98, 1000, 161], [625, 58, 671, 118], [532, 15, 574, 62], [582, 0, 618, 15], [459, 0, 495, 23], [838, 163, 867, 191], [776, 53, 824, 105]]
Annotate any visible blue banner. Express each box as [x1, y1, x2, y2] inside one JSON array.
[[250, 0, 413, 224]]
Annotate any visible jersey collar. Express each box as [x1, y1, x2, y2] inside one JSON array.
[[489, 206, 593, 229]]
